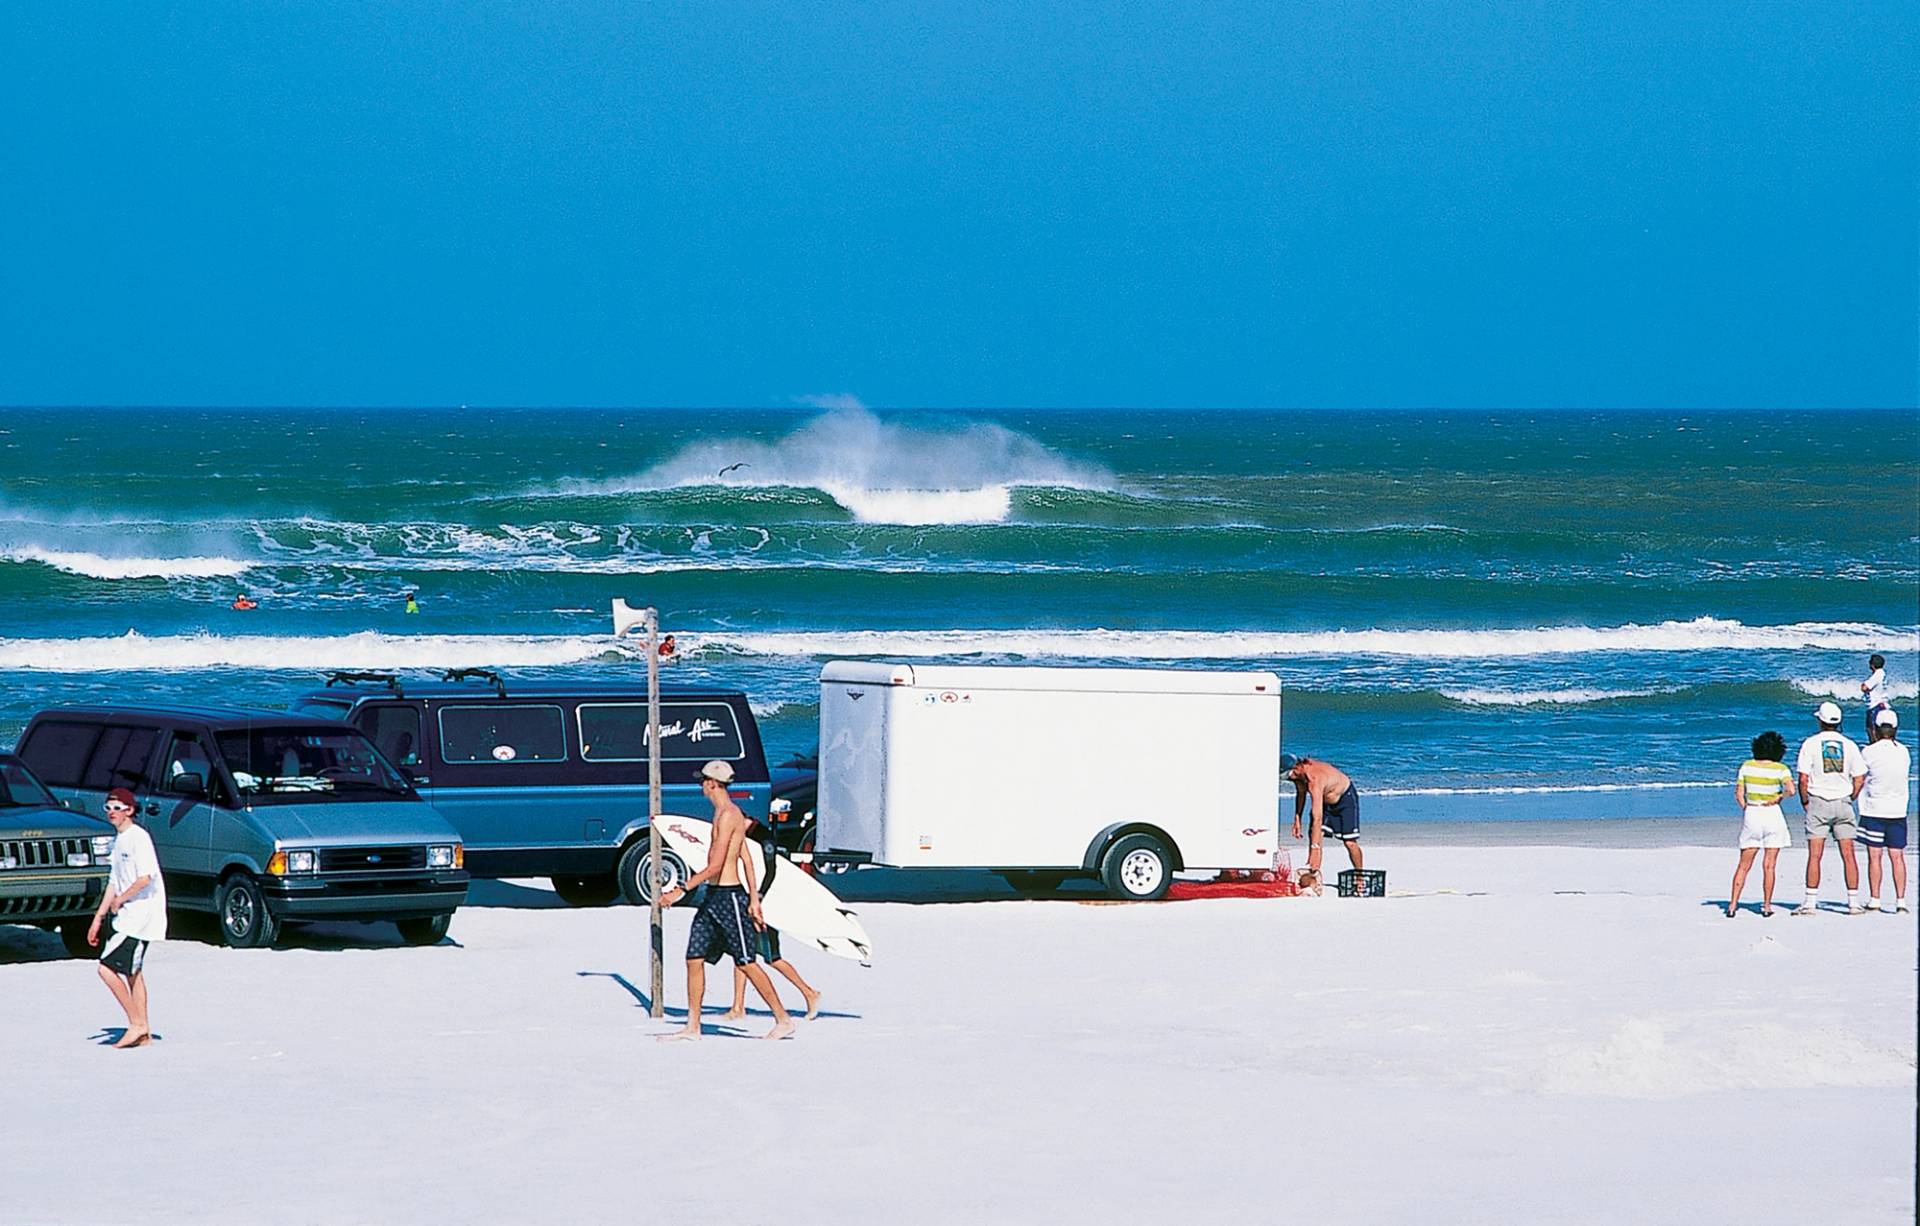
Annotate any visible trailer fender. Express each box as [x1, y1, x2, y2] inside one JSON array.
[[1082, 822, 1185, 874]]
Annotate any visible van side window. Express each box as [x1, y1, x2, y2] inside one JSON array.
[[160, 733, 217, 798], [80, 726, 161, 791], [356, 704, 423, 766], [438, 705, 566, 764], [18, 720, 102, 787], [577, 702, 745, 762]]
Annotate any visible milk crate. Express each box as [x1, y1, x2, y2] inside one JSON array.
[[1337, 869, 1387, 897]]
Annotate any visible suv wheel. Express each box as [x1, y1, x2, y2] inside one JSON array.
[[59, 918, 95, 958], [551, 874, 621, 906], [397, 913, 453, 945], [617, 839, 690, 907], [1100, 833, 1173, 901], [216, 874, 281, 948]]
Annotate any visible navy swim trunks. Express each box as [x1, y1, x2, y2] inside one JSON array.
[[686, 884, 758, 966], [1322, 786, 1360, 841]]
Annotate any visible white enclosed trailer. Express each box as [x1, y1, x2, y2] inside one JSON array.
[[815, 661, 1283, 899]]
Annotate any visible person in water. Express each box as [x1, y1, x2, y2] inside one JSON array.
[[658, 633, 676, 659], [404, 592, 420, 615], [230, 593, 256, 611], [656, 761, 795, 1041]]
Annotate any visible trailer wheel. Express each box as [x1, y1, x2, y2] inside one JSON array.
[[1100, 834, 1172, 901]]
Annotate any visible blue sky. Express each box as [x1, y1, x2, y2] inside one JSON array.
[[0, 2, 1912, 409]]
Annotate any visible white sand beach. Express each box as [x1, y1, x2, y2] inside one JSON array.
[[3, 832, 1914, 1226]]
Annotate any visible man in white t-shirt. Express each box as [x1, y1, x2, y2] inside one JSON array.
[[1859, 653, 1889, 739], [1794, 702, 1866, 915], [87, 786, 168, 1048], [1858, 708, 1910, 914]]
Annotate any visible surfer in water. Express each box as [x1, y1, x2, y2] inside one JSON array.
[[1282, 753, 1364, 877], [230, 593, 257, 611], [404, 591, 420, 615], [657, 760, 796, 1041]]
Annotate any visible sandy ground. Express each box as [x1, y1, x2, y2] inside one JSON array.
[[2, 835, 1914, 1225]]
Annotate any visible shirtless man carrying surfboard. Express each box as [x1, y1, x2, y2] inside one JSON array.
[[657, 760, 797, 1041], [1282, 753, 1364, 880]]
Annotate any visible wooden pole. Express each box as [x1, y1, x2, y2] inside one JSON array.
[[645, 606, 664, 1019]]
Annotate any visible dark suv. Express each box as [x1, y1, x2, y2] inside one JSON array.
[[292, 672, 771, 905], [0, 753, 113, 957]]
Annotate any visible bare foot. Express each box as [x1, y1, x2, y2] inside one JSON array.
[[762, 1019, 796, 1041], [112, 1029, 150, 1049], [658, 1026, 702, 1042], [801, 987, 822, 1020], [721, 1008, 746, 1021]]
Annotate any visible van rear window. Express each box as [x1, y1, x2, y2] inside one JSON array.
[[18, 721, 101, 788], [577, 702, 745, 762], [438, 704, 567, 764]]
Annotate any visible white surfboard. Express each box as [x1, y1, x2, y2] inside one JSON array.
[[654, 815, 873, 965]]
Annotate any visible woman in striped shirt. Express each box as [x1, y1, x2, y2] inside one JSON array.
[[1729, 731, 1795, 917]]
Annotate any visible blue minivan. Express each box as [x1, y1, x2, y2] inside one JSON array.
[[292, 672, 772, 906]]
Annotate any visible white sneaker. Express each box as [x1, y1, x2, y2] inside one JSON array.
[[1847, 902, 1865, 916], [1898, 902, 1911, 915], [1793, 901, 1819, 916], [1865, 898, 1882, 912]]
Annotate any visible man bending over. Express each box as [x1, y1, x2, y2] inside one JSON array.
[[1282, 753, 1364, 878]]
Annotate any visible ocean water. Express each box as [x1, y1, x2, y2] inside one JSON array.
[[1, 405, 1914, 821]]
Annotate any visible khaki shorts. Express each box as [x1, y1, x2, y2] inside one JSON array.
[[1804, 796, 1858, 842]]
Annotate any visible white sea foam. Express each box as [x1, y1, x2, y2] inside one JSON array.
[[692, 618, 1911, 660], [528, 405, 1117, 524], [1371, 781, 1725, 797], [1789, 675, 1920, 701], [1440, 687, 1673, 706], [0, 631, 635, 672], [0, 546, 252, 580], [0, 618, 1908, 673]]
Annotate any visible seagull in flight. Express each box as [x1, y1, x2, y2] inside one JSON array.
[[717, 462, 749, 478]]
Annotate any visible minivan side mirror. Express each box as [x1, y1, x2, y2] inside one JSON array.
[[171, 772, 207, 797]]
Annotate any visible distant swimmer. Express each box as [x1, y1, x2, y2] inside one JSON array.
[[230, 594, 257, 611], [404, 592, 420, 615], [1281, 753, 1364, 877], [658, 633, 677, 659], [717, 462, 749, 478]]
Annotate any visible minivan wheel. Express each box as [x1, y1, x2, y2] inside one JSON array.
[[397, 913, 453, 946], [551, 874, 621, 907], [617, 840, 690, 907], [59, 918, 95, 958], [1100, 833, 1172, 901], [216, 874, 281, 948]]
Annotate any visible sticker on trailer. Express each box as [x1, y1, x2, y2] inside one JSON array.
[[918, 834, 933, 850]]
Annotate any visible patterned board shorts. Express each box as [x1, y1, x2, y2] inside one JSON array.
[[686, 885, 758, 966]]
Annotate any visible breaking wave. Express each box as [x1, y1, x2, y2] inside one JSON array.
[[0, 545, 252, 580], [522, 405, 1119, 524]]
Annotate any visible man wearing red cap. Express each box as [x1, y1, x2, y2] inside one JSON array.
[[87, 787, 167, 1048]]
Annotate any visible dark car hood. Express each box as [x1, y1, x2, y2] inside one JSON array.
[[0, 803, 114, 838]]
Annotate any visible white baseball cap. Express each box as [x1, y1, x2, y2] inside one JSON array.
[[698, 760, 735, 784], [1815, 701, 1843, 725], [1874, 708, 1899, 729]]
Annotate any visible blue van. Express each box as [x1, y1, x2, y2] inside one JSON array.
[[16, 706, 469, 948], [291, 672, 771, 906]]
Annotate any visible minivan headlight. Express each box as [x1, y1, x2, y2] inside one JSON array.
[[427, 844, 456, 869], [287, 849, 318, 874], [92, 836, 114, 863]]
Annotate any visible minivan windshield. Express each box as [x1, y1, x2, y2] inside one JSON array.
[[0, 760, 58, 809], [214, 728, 412, 804]]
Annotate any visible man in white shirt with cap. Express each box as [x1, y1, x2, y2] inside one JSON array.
[[1858, 707, 1910, 914], [1794, 701, 1866, 915]]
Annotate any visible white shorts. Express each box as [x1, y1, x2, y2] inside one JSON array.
[[1739, 804, 1790, 850]]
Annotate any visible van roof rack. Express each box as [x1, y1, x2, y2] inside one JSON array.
[[325, 671, 404, 696], [441, 668, 508, 698]]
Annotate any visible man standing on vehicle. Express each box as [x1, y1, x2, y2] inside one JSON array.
[[88, 787, 167, 1049], [657, 761, 796, 1041], [1282, 753, 1363, 878], [1795, 701, 1866, 915]]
